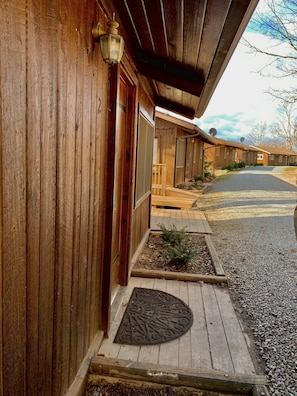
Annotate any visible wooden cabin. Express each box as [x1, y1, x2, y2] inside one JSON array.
[[236, 143, 259, 165], [0, 0, 259, 394], [154, 112, 216, 188], [251, 145, 297, 166], [205, 137, 258, 170]]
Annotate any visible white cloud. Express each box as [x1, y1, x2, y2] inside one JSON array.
[[197, 26, 296, 140]]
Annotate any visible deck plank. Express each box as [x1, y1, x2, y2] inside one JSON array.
[[151, 207, 212, 234], [215, 287, 256, 374], [97, 277, 256, 377], [188, 282, 212, 370], [202, 284, 234, 373], [178, 282, 192, 368]]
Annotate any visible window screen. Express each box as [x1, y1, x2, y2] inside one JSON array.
[[176, 138, 186, 167], [135, 112, 154, 205]]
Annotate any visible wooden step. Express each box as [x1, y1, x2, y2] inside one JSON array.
[[151, 195, 197, 209], [165, 186, 199, 199], [88, 357, 269, 395]]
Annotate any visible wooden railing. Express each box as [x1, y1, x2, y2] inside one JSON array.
[[152, 163, 167, 195]]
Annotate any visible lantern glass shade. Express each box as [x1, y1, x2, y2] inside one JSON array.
[[100, 33, 124, 65]]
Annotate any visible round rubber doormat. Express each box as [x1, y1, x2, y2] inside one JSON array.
[[114, 287, 193, 345]]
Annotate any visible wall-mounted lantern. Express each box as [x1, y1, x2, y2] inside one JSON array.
[[92, 14, 124, 65]]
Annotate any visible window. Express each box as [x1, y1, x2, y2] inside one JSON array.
[[257, 153, 264, 160], [193, 142, 197, 163], [216, 147, 220, 157], [279, 155, 283, 163], [176, 138, 186, 167], [135, 111, 154, 205], [269, 155, 274, 161], [153, 138, 159, 163]]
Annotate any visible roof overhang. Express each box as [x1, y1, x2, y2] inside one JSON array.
[[156, 111, 216, 145], [103, 0, 259, 119]]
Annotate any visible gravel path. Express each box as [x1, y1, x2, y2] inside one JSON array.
[[197, 166, 297, 396]]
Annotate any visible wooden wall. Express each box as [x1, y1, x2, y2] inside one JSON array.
[[206, 145, 237, 169], [155, 118, 206, 186], [0, 1, 156, 394], [155, 119, 177, 187], [247, 151, 258, 165], [0, 0, 109, 394], [129, 85, 155, 264], [186, 139, 204, 180]]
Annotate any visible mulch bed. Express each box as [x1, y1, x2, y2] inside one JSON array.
[[133, 233, 215, 276], [85, 382, 203, 395]]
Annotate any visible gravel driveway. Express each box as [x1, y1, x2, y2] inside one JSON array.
[[197, 166, 297, 396]]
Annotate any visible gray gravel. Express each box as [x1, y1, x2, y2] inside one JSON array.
[[197, 167, 297, 396]]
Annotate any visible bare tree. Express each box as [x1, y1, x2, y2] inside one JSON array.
[[270, 101, 297, 149], [243, 0, 297, 103], [248, 121, 269, 145]]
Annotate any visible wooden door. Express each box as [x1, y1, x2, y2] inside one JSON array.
[[175, 137, 186, 185], [101, 66, 136, 334], [110, 79, 125, 301], [110, 74, 133, 302]]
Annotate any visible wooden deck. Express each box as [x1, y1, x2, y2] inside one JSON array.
[[151, 207, 212, 234], [98, 276, 256, 376], [151, 195, 197, 208], [90, 210, 269, 394], [151, 186, 199, 209]]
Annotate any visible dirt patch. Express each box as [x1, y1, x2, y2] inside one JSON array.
[[133, 233, 215, 276], [273, 167, 297, 185]]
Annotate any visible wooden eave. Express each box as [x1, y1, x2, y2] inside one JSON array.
[[251, 145, 297, 156], [156, 111, 216, 145], [104, 0, 259, 119], [212, 137, 251, 150]]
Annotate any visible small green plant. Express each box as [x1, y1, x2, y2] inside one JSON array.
[[194, 174, 204, 182], [157, 223, 197, 266], [157, 223, 186, 246], [203, 154, 213, 179], [222, 161, 246, 171], [238, 161, 246, 168], [165, 243, 197, 266]]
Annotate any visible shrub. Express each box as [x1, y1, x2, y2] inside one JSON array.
[[164, 243, 197, 266], [204, 171, 212, 178], [157, 223, 186, 246], [194, 174, 204, 182], [222, 162, 235, 171], [203, 155, 213, 178], [157, 223, 196, 266], [238, 161, 246, 168], [222, 161, 246, 171]]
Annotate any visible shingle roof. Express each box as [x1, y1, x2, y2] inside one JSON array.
[[212, 137, 258, 151], [155, 111, 216, 145], [251, 145, 297, 156]]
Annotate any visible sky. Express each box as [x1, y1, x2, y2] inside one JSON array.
[[188, 0, 295, 143]]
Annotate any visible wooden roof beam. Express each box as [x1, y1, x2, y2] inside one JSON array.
[[155, 97, 195, 119], [136, 50, 205, 97]]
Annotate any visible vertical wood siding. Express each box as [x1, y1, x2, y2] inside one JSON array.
[[129, 85, 154, 262], [154, 119, 177, 187], [1, 1, 27, 395], [1, 0, 109, 394]]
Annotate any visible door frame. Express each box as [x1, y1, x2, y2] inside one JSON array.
[[100, 63, 136, 335]]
